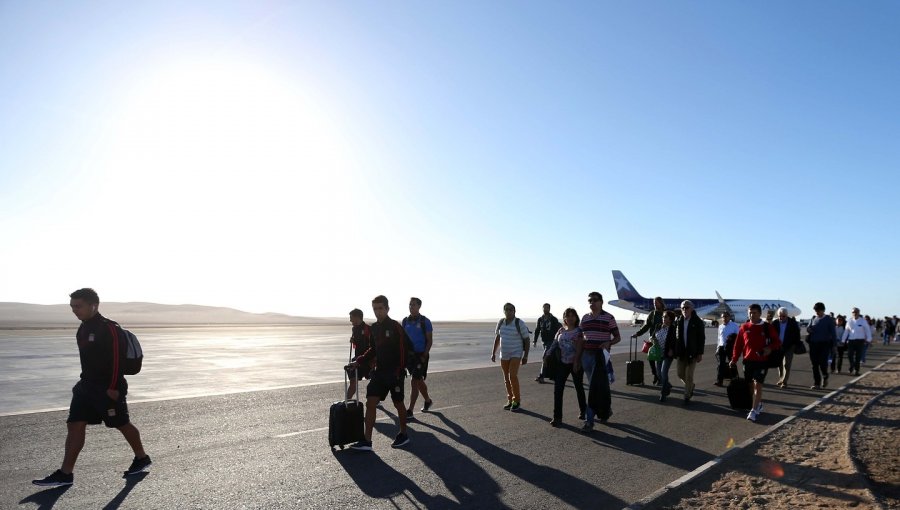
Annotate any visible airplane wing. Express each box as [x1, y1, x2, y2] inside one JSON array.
[[608, 299, 646, 314]]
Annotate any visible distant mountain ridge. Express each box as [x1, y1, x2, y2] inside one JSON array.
[[0, 302, 332, 328]]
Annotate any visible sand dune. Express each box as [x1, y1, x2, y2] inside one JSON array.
[[0, 302, 333, 328]]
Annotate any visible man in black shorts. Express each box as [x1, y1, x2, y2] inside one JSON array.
[[730, 304, 781, 423], [349, 295, 414, 451], [403, 297, 433, 420], [32, 288, 151, 487]]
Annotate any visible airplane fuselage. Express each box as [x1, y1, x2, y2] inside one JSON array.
[[609, 298, 801, 324], [609, 270, 803, 325]]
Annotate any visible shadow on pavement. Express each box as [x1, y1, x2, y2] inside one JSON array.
[[19, 485, 71, 510], [597, 422, 715, 471], [332, 441, 455, 508], [417, 411, 627, 508], [402, 427, 505, 508], [103, 472, 149, 510]]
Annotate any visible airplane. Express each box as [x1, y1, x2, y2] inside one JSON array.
[[608, 270, 802, 326]]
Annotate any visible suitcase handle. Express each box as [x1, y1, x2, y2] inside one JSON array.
[[343, 366, 359, 403], [344, 343, 359, 404]]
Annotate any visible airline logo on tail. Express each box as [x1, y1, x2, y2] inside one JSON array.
[[612, 270, 643, 301]]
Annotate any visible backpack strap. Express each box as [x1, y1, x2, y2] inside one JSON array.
[[514, 318, 528, 340], [760, 321, 772, 345], [395, 321, 409, 377], [105, 322, 122, 391], [406, 315, 429, 330]]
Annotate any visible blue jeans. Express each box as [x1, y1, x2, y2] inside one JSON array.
[[658, 358, 673, 395]]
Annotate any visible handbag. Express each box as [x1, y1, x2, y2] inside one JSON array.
[[641, 341, 651, 354], [793, 341, 807, 355], [766, 348, 785, 369], [761, 323, 784, 368], [647, 343, 662, 362]]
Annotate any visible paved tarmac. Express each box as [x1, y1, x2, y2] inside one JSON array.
[[4, 339, 897, 509]]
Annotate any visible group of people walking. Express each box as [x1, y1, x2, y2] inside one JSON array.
[[524, 296, 889, 426], [630, 297, 706, 404], [631, 298, 885, 423], [32, 287, 894, 484], [502, 292, 618, 432], [347, 292, 892, 443], [345, 295, 434, 451]]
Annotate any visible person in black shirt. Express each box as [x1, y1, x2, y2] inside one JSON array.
[[533, 303, 561, 384], [349, 295, 414, 451], [346, 308, 373, 400], [32, 288, 151, 487]]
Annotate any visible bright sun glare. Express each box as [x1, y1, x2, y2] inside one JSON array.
[[86, 56, 363, 308], [102, 57, 353, 203]]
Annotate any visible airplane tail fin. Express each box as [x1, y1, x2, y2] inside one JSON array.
[[612, 270, 645, 301], [714, 291, 735, 317]]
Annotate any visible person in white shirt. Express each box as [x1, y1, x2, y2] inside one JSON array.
[[714, 312, 739, 386], [491, 303, 530, 411], [842, 307, 872, 376]]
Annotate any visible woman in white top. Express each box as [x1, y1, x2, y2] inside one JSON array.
[[491, 303, 530, 411], [545, 308, 587, 427], [833, 315, 848, 373], [655, 311, 677, 402]]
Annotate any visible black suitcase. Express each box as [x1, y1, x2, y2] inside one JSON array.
[[727, 377, 753, 410], [626, 336, 644, 385], [328, 365, 365, 449]]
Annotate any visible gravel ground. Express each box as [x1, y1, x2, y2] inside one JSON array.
[[646, 355, 900, 510]]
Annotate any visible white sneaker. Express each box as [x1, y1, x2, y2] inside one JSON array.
[[756, 403, 764, 413], [746, 409, 758, 422]]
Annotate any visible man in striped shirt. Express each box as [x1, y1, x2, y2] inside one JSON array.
[[576, 292, 620, 432]]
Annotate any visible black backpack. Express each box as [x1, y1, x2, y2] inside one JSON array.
[[107, 321, 143, 375]]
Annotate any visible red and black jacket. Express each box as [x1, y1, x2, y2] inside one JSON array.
[[76, 313, 127, 391], [356, 317, 413, 379]]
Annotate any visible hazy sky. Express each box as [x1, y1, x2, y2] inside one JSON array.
[[2, 1, 898, 321]]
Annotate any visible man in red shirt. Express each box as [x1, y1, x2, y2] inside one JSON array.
[[731, 303, 781, 422]]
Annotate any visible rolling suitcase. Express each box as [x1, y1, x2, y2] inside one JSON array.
[[727, 377, 753, 410], [328, 361, 365, 449], [626, 336, 644, 385]]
